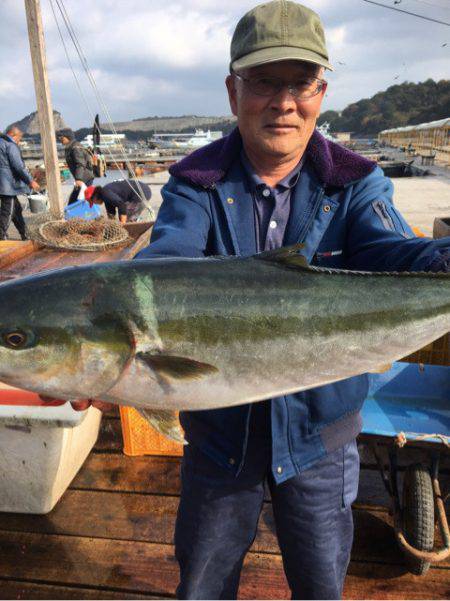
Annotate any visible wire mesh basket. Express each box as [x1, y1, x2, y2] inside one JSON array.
[[29, 217, 130, 252]]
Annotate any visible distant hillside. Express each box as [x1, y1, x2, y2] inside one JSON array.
[[318, 79, 450, 135], [74, 115, 237, 141], [6, 110, 68, 136], [10, 79, 447, 141], [103, 115, 236, 133]]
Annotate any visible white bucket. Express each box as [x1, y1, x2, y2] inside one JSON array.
[[28, 194, 49, 214]]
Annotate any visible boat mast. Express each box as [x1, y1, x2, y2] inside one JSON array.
[[24, 0, 64, 217]]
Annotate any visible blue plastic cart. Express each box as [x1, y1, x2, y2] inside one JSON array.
[[360, 362, 450, 575]]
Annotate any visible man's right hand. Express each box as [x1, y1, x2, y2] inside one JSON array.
[[30, 180, 40, 191], [75, 180, 84, 187]]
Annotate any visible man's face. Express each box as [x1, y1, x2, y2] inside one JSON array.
[[59, 136, 70, 145], [226, 60, 326, 163], [10, 131, 23, 144]]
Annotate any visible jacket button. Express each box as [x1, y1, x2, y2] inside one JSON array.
[[229, 457, 235, 465], [227, 197, 234, 204], [277, 466, 283, 474], [323, 204, 331, 213]]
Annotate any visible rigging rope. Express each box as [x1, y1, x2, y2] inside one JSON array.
[[48, 0, 155, 218]]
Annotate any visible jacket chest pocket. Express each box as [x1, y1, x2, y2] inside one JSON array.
[[303, 197, 341, 264]]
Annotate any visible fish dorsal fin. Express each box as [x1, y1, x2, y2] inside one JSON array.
[[255, 244, 310, 270]]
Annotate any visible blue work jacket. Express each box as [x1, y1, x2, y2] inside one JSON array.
[[137, 128, 450, 483], [0, 134, 32, 196]]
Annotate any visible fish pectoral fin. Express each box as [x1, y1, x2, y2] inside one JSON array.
[[137, 408, 187, 444], [136, 352, 218, 382]]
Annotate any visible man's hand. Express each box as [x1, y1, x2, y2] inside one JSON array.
[[39, 395, 113, 412], [75, 180, 84, 187], [30, 180, 40, 191], [71, 400, 114, 412]]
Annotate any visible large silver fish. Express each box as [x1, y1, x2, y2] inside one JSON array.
[[0, 245, 448, 441]]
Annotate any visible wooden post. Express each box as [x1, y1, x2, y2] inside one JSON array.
[[24, 0, 64, 217]]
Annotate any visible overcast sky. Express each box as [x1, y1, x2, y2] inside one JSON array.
[[1, 0, 448, 129]]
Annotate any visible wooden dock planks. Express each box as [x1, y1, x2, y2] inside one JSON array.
[[0, 408, 449, 600]]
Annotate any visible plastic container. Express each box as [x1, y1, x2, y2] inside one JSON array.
[[64, 199, 102, 221], [119, 406, 183, 457], [362, 362, 450, 442], [28, 194, 49, 214], [0, 385, 101, 514]]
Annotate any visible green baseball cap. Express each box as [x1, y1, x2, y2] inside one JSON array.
[[230, 0, 333, 72]]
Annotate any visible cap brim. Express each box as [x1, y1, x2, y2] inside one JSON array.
[[231, 46, 333, 72]]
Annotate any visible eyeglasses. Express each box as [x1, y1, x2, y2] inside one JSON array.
[[233, 73, 327, 99]]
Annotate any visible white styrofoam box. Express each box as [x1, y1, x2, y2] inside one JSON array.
[[0, 401, 101, 514]]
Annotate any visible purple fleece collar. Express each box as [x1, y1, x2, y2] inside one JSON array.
[[169, 128, 376, 189]]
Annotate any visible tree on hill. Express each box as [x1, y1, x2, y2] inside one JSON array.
[[318, 79, 449, 135]]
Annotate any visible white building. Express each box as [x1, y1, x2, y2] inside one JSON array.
[[81, 133, 126, 149]]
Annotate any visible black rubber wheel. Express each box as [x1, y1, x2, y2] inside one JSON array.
[[402, 463, 435, 575]]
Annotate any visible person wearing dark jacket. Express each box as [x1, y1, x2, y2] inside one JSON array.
[[84, 179, 151, 223], [57, 128, 94, 204], [0, 126, 39, 239], [134, 2, 450, 599]]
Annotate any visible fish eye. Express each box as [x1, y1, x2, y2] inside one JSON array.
[[2, 330, 35, 350]]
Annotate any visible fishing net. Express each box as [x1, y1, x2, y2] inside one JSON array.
[[26, 213, 130, 251]]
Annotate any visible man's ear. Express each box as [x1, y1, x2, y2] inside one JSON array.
[[226, 74, 238, 117]]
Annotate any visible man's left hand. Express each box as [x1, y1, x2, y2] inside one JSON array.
[[39, 395, 114, 412]]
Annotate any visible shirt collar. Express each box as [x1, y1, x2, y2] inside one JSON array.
[[240, 149, 304, 192]]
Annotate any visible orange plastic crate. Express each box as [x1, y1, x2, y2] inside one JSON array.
[[119, 406, 183, 457], [401, 333, 449, 367]]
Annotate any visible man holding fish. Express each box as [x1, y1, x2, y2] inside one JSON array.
[[0, 1, 448, 599], [136, 2, 449, 598]]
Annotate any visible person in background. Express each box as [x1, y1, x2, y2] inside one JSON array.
[[84, 178, 152, 223], [128, 164, 145, 178], [56, 128, 94, 205], [0, 126, 39, 240]]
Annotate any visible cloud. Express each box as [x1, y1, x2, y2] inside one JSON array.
[[0, 0, 448, 128]]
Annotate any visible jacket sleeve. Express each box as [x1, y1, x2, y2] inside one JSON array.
[[345, 167, 450, 272], [135, 176, 211, 259], [71, 145, 89, 181], [6, 143, 32, 186]]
